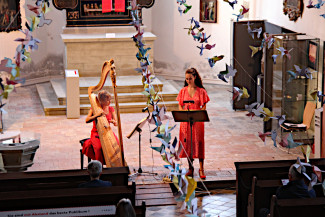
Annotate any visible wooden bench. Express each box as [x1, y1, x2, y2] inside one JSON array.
[[247, 177, 282, 217], [0, 167, 146, 216], [267, 195, 325, 217], [235, 158, 325, 217], [0, 167, 129, 192], [0, 185, 145, 216]]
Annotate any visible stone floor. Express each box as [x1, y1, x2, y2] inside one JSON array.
[[1, 79, 303, 216], [147, 189, 237, 217]]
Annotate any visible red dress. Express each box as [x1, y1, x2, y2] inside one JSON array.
[[82, 106, 119, 165], [176, 87, 210, 159]]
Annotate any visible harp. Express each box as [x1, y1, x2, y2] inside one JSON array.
[[88, 59, 125, 167]]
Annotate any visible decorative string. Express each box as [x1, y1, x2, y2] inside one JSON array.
[[4, 11, 20, 32]]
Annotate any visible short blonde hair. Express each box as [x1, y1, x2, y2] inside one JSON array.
[[98, 90, 112, 104]]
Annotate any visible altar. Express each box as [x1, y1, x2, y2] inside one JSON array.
[[61, 26, 156, 77]]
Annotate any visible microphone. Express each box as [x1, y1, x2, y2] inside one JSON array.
[[183, 100, 194, 104], [142, 107, 149, 112]]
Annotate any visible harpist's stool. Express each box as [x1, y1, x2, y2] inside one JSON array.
[[79, 138, 91, 169]]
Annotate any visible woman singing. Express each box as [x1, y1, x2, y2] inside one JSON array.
[[176, 68, 210, 179], [82, 90, 119, 165]]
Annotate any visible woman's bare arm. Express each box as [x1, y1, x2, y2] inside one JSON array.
[[85, 109, 103, 123]]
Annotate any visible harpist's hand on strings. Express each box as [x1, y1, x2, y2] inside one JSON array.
[[109, 120, 118, 126]]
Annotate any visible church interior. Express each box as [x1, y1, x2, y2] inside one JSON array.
[[1, 0, 325, 216]]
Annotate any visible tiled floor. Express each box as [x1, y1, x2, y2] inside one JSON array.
[[147, 190, 237, 217], [1, 79, 303, 216]]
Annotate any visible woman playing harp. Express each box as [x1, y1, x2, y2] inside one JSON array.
[[82, 90, 119, 165]]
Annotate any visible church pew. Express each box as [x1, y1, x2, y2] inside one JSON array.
[[0, 167, 129, 192], [247, 177, 282, 217], [235, 158, 325, 217], [248, 177, 325, 217], [0, 185, 145, 217], [267, 195, 325, 217]]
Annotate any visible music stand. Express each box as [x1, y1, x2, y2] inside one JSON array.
[[127, 117, 157, 176], [172, 110, 210, 160]]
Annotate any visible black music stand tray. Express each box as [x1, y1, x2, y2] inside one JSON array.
[[127, 117, 157, 176], [172, 110, 210, 160]]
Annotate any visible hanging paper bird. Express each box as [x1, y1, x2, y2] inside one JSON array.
[[272, 54, 278, 64], [188, 17, 200, 29], [320, 14, 325, 18], [177, 0, 187, 5], [38, 13, 52, 27], [219, 64, 237, 79], [178, 6, 183, 15], [205, 44, 215, 50], [279, 133, 290, 148], [27, 4, 40, 15], [245, 102, 259, 119], [232, 13, 243, 22], [183, 3, 192, 14], [4, 58, 17, 77], [276, 47, 293, 60], [317, 91, 325, 104], [199, 32, 211, 43], [294, 65, 313, 79], [241, 5, 249, 15], [232, 86, 249, 101], [252, 102, 265, 118], [249, 46, 260, 57], [245, 102, 259, 113], [0, 58, 11, 74], [223, 0, 238, 9], [287, 133, 304, 148], [307, 0, 314, 8], [217, 73, 228, 83], [287, 70, 297, 82], [241, 87, 250, 99], [247, 22, 255, 39], [314, 0, 325, 8], [258, 132, 271, 145], [232, 87, 240, 101], [252, 27, 263, 39], [184, 24, 194, 35], [197, 44, 205, 56], [208, 55, 224, 67], [274, 115, 286, 127], [271, 130, 277, 147], [262, 107, 275, 122]]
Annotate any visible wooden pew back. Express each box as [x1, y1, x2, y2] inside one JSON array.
[[247, 177, 282, 217], [236, 158, 325, 217], [0, 167, 129, 192], [0, 185, 147, 216], [268, 195, 325, 217]]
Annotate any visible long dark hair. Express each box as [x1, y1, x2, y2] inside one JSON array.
[[184, 67, 205, 89]]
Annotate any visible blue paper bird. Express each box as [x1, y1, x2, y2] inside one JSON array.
[[287, 70, 297, 82], [197, 44, 205, 56], [271, 130, 277, 147], [314, 0, 325, 8], [287, 133, 304, 148], [218, 73, 228, 83], [199, 33, 211, 43], [189, 17, 200, 29]]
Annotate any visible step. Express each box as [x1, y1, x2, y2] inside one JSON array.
[[53, 78, 179, 105], [37, 82, 179, 116], [50, 76, 164, 96], [77, 92, 178, 105]]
